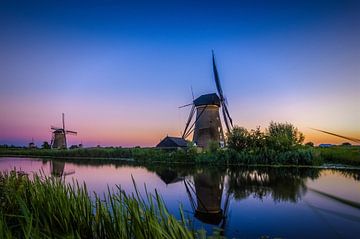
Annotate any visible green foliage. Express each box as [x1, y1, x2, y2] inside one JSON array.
[[225, 122, 312, 165], [41, 141, 51, 149], [206, 140, 220, 153], [305, 142, 314, 147], [341, 142, 351, 147], [266, 121, 304, 152], [315, 146, 360, 166], [0, 172, 213, 239], [226, 126, 249, 151]]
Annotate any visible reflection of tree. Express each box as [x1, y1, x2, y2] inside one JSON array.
[[331, 169, 360, 181], [227, 167, 321, 202]]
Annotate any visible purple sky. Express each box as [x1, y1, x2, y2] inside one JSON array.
[[0, 0, 359, 146]]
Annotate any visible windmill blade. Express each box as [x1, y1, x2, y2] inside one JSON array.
[[309, 188, 360, 209], [184, 105, 208, 139], [310, 128, 360, 143], [178, 103, 193, 109], [66, 130, 77, 135], [191, 86, 195, 100], [63, 170, 75, 177], [212, 50, 224, 100], [222, 101, 233, 128], [213, 51, 234, 132], [62, 113, 66, 131], [182, 105, 195, 138], [62, 113, 67, 148], [222, 106, 231, 133]]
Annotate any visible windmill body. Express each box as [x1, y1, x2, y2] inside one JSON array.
[[52, 130, 67, 149], [182, 52, 233, 148], [192, 93, 225, 147], [50, 113, 77, 149]]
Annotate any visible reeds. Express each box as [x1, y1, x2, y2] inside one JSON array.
[[0, 172, 209, 239]]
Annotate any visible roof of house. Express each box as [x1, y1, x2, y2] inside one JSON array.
[[156, 136, 188, 148], [193, 93, 221, 107], [156, 169, 184, 185]]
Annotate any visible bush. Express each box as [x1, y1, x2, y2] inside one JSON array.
[[227, 126, 250, 151], [266, 121, 304, 152]]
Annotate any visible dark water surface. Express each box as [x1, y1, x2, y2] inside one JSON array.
[[1, 157, 360, 238]]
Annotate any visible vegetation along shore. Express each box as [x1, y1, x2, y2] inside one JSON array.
[[1, 122, 359, 166], [0, 171, 224, 239]]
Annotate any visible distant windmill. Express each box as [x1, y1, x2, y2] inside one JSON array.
[[181, 51, 233, 147], [50, 113, 77, 149]]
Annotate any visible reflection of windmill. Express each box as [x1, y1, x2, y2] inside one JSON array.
[[181, 51, 233, 148], [184, 170, 231, 232], [50, 161, 75, 178], [50, 113, 77, 149]]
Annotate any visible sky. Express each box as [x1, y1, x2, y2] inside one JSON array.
[[0, 0, 359, 147]]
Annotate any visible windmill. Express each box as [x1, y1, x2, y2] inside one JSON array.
[[181, 51, 233, 148], [50, 113, 77, 149]]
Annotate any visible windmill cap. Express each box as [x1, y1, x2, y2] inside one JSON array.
[[193, 93, 220, 107]]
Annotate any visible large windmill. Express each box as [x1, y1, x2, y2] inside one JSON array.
[[50, 113, 77, 149], [181, 51, 233, 148]]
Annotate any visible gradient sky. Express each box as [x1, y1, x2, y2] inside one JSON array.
[[0, 0, 359, 147]]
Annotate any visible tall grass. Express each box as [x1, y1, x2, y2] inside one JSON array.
[[0, 171, 213, 239], [315, 146, 360, 166]]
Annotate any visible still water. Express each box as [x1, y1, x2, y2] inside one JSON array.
[[1, 157, 360, 238]]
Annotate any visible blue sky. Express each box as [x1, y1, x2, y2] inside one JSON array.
[[0, 0, 359, 146]]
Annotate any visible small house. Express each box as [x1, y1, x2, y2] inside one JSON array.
[[156, 136, 188, 149]]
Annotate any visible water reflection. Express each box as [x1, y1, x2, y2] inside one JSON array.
[[226, 167, 320, 202], [151, 165, 360, 235], [50, 161, 75, 178], [1, 158, 360, 238]]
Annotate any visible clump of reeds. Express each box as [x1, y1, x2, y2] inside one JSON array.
[[0, 171, 209, 239]]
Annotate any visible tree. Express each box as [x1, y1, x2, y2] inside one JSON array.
[[248, 127, 266, 149], [227, 126, 249, 151], [207, 140, 220, 153], [69, 145, 79, 149], [305, 142, 314, 147], [265, 122, 304, 152], [341, 142, 351, 146], [41, 141, 51, 149]]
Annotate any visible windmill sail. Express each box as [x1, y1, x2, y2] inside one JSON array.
[[212, 51, 233, 133], [311, 128, 360, 143]]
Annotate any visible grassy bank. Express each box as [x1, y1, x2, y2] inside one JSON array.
[[315, 146, 360, 166], [0, 171, 219, 239], [0, 146, 359, 166]]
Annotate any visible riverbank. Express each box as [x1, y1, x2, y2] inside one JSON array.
[[0, 146, 359, 166]]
